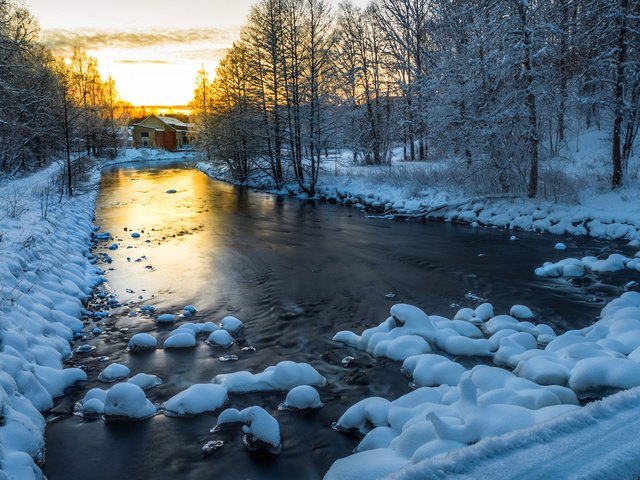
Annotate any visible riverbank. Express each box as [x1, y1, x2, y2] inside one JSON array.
[[0, 149, 192, 478], [0, 163, 101, 478], [196, 132, 640, 245]]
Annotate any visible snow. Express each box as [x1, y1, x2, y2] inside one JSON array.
[[197, 127, 640, 244], [213, 406, 282, 454], [328, 292, 640, 477], [279, 385, 324, 410], [0, 161, 105, 477], [98, 363, 131, 383], [128, 373, 163, 390], [385, 386, 640, 480], [206, 329, 234, 348], [183, 305, 198, 314], [127, 333, 158, 351], [213, 361, 326, 393], [103, 383, 156, 420], [163, 384, 228, 416], [401, 354, 465, 387], [0, 150, 196, 476], [536, 253, 640, 278], [219, 315, 244, 333], [163, 331, 197, 349], [510, 305, 534, 320], [76, 388, 108, 417], [155, 313, 176, 324]]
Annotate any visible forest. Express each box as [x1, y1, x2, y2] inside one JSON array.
[[0, 0, 129, 193], [190, 0, 640, 198]]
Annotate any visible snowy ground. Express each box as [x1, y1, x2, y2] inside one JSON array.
[[387, 385, 640, 480], [0, 149, 192, 478], [2, 145, 639, 479]]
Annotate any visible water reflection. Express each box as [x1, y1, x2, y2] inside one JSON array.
[[97, 162, 267, 309]]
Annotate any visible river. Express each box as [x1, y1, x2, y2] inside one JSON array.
[[43, 160, 628, 479]]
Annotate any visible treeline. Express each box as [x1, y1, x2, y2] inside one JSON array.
[[191, 0, 639, 197], [0, 0, 129, 184]]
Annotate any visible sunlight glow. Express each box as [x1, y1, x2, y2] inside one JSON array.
[[26, 0, 370, 106]]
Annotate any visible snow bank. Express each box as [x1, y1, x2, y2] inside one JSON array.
[[385, 385, 640, 480], [329, 293, 640, 478], [0, 162, 104, 477]]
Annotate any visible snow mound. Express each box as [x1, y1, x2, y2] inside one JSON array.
[[127, 333, 158, 351], [163, 332, 197, 349], [219, 315, 244, 333], [128, 373, 162, 390], [213, 406, 281, 454], [76, 388, 108, 417], [213, 361, 326, 393], [98, 363, 130, 383], [103, 383, 156, 421], [536, 253, 640, 278], [279, 385, 323, 411], [207, 329, 234, 348], [163, 384, 228, 416], [156, 313, 176, 324]]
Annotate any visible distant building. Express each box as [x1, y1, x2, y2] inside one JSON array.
[[131, 115, 192, 151]]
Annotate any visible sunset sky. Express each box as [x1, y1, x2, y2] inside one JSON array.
[[26, 0, 368, 107]]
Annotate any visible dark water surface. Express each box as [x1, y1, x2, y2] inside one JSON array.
[[43, 161, 629, 479]]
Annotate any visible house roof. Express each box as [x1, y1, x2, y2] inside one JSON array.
[[156, 116, 189, 128], [133, 115, 192, 131]]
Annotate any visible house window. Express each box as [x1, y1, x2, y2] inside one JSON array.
[[141, 132, 149, 138], [183, 136, 189, 145]]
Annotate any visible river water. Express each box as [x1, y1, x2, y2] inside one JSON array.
[[43, 160, 630, 479]]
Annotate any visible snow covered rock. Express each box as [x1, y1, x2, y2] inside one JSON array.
[[127, 333, 158, 351], [103, 383, 156, 421], [98, 363, 130, 383], [401, 354, 465, 387], [212, 406, 281, 454], [510, 305, 534, 320], [206, 329, 234, 348], [155, 313, 176, 324], [219, 316, 244, 333], [128, 373, 162, 390], [213, 361, 326, 393], [163, 384, 228, 416], [279, 385, 323, 411], [163, 332, 197, 349]]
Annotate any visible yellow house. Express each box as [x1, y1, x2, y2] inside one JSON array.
[[131, 115, 192, 151]]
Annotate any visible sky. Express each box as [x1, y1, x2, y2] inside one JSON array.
[[26, 0, 369, 107]]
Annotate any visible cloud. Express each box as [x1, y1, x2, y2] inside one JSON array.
[[115, 59, 171, 65], [173, 47, 230, 61], [40, 27, 239, 55]]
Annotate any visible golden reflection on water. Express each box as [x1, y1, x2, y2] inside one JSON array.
[[96, 165, 247, 309]]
